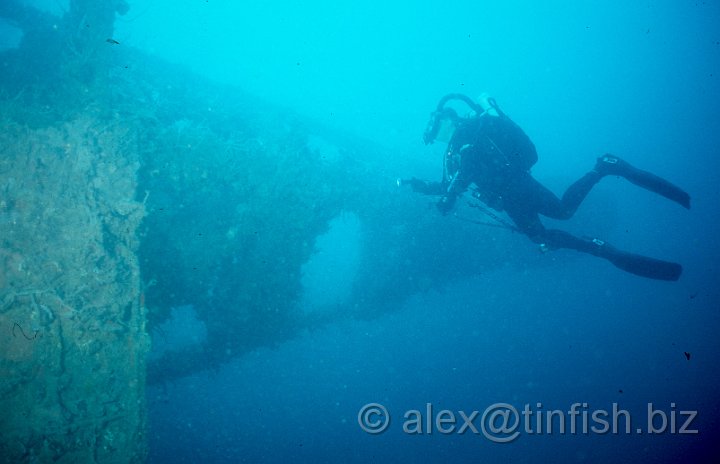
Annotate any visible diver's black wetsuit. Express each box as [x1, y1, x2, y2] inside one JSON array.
[[410, 110, 690, 281]]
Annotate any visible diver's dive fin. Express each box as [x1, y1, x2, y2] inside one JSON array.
[[591, 239, 682, 281], [596, 155, 691, 209], [605, 248, 682, 281]]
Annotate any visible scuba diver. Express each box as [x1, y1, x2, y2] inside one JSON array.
[[403, 93, 690, 281]]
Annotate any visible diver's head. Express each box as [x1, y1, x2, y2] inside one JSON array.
[[422, 93, 485, 145], [423, 107, 459, 145]]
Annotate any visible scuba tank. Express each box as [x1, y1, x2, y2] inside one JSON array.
[[476, 92, 503, 118]]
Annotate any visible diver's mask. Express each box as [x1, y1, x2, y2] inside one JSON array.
[[423, 107, 458, 145], [435, 116, 457, 144]]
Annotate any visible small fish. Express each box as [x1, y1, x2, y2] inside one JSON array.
[[106, 38, 120, 45], [684, 352, 691, 360]]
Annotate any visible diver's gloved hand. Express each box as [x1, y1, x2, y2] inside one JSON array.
[[403, 177, 445, 195], [436, 195, 455, 215], [404, 177, 427, 192]]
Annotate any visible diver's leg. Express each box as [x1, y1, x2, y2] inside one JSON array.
[[557, 171, 603, 217], [504, 203, 682, 281], [516, 173, 601, 220], [541, 229, 682, 281], [595, 154, 691, 209], [538, 152, 691, 219], [503, 202, 547, 237]]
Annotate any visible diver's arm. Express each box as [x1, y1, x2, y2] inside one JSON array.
[[436, 169, 470, 214], [403, 177, 446, 195]]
